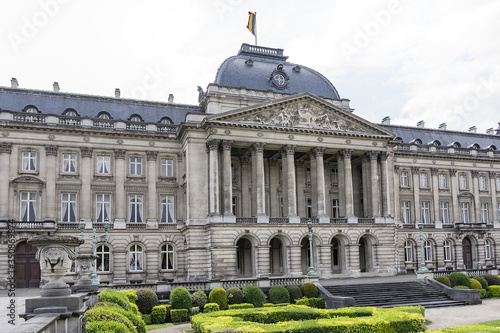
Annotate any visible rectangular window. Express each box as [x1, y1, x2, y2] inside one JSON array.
[[420, 173, 428, 188], [479, 176, 487, 190], [306, 167, 311, 184], [481, 203, 489, 223], [404, 242, 413, 262], [332, 199, 340, 218], [61, 193, 77, 222], [401, 201, 410, 224], [62, 153, 77, 173], [439, 174, 447, 188], [306, 198, 312, 218], [161, 158, 173, 177], [400, 171, 408, 187], [160, 195, 174, 223], [232, 197, 237, 216], [459, 174, 467, 189], [20, 192, 36, 221], [485, 240, 491, 260], [96, 194, 111, 223], [444, 241, 452, 261], [96, 245, 110, 272], [21, 152, 37, 171], [331, 168, 338, 184], [440, 202, 449, 224], [130, 157, 142, 175], [424, 241, 433, 261], [129, 194, 143, 222], [421, 201, 430, 224], [97, 155, 110, 174], [461, 202, 469, 223]]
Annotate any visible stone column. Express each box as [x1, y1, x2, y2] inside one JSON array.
[[431, 168, 440, 226], [241, 156, 251, 217], [449, 169, 459, 223], [256, 245, 271, 278], [296, 160, 306, 218], [0, 143, 12, 220], [342, 149, 354, 217], [114, 149, 126, 226], [280, 149, 288, 216], [44, 145, 58, 221], [146, 151, 158, 223], [380, 152, 390, 216], [207, 139, 221, 216], [285, 145, 298, 219], [361, 154, 370, 217], [369, 151, 380, 217], [222, 140, 233, 216], [314, 147, 327, 219], [289, 245, 303, 277], [489, 171, 498, 224], [80, 147, 93, 223], [472, 170, 481, 222], [349, 243, 361, 277], [337, 153, 346, 217], [269, 159, 280, 217], [252, 142, 267, 220], [412, 167, 421, 224], [309, 152, 317, 217], [393, 166, 400, 221]]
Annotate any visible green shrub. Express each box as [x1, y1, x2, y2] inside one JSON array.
[[85, 307, 137, 333], [300, 282, 319, 298], [449, 272, 470, 288], [295, 296, 310, 306], [93, 301, 124, 310], [453, 285, 469, 289], [479, 289, 489, 299], [470, 278, 482, 290], [142, 314, 151, 325], [308, 297, 325, 309], [203, 303, 220, 313], [171, 309, 188, 323], [130, 303, 139, 315], [484, 274, 500, 286], [242, 285, 266, 308], [86, 320, 129, 333], [448, 276, 457, 287], [191, 291, 208, 311], [226, 287, 244, 305], [189, 306, 200, 317], [285, 285, 303, 303], [489, 285, 500, 297], [429, 324, 500, 332], [208, 287, 228, 310], [98, 289, 132, 311], [136, 288, 158, 314], [275, 303, 290, 307], [268, 285, 290, 304], [436, 276, 451, 287], [263, 303, 274, 307], [228, 303, 254, 309], [170, 287, 192, 310], [151, 305, 167, 324], [163, 304, 172, 322], [95, 304, 146, 333], [473, 276, 489, 289], [119, 289, 138, 304]]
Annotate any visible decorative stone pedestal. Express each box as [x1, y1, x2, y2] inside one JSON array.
[[71, 254, 99, 293]]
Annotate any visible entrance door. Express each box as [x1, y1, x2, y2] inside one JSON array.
[[270, 238, 284, 276], [359, 238, 367, 272], [462, 237, 473, 269], [15, 241, 40, 288]]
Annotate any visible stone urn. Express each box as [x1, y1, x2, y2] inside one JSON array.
[[72, 254, 99, 292], [27, 235, 84, 297]]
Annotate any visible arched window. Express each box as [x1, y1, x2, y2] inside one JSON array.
[[23, 105, 40, 113], [411, 138, 422, 145], [487, 145, 497, 151], [63, 108, 79, 117], [129, 244, 143, 271], [485, 239, 492, 260], [96, 244, 110, 272], [404, 241, 413, 262], [451, 142, 461, 148], [159, 117, 173, 124], [424, 240, 433, 261], [444, 240, 452, 261], [161, 244, 175, 270], [129, 114, 143, 122], [97, 111, 112, 119], [469, 143, 481, 149], [429, 140, 441, 146]]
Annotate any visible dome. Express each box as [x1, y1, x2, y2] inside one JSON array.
[[214, 44, 340, 100]]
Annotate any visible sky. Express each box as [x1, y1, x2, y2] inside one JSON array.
[[1, 0, 499, 133]]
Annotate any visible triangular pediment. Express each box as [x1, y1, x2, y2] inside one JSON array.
[[204, 93, 394, 137]]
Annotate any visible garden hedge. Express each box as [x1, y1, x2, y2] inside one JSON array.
[[136, 288, 158, 314], [226, 287, 244, 305], [428, 325, 500, 332], [91, 304, 146, 333], [209, 287, 228, 310], [242, 285, 266, 308], [449, 272, 470, 288], [98, 289, 132, 311], [268, 285, 290, 304], [86, 320, 130, 333], [119, 289, 138, 304], [85, 307, 137, 333], [170, 286, 193, 310], [171, 308, 188, 323]]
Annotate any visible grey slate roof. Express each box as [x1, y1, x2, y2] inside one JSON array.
[[380, 124, 500, 150], [214, 44, 341, 100], [0, 87, 204, 124]]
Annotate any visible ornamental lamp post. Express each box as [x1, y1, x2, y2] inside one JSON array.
[[417, 221, 430, 274], [78, 218, 110, 284], [306, 219, 318, 277]]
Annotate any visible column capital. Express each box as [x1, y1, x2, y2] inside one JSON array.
[[80, 147, 93, 158], [284, 144, 296, 155], [146, 151, 158, 161], [241, 156, 250, 165], [411, 166, 420, 174], [313, 147, 326, 157], [0, 142, 12, 154], [394, 165, 400, 173], [341, 149, 353, 159], [45, 145, 58, 156], [380, 151, 390, 161], [114, 149, 126, 159], [430, 168, 439, 176], [361, 154, 370, 163], [222, 140, 233, 151], [449, 168, 457, 176], [471, 170, 479, 178], [489, 171, 496, 179], [336, 152, 344, 161], [207, 139, 220, 151], [252, 142, 266, 153], [369, 151, 379, 160], [177, 152, 183, 162]]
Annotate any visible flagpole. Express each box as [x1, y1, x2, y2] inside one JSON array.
[[254, 11, 257, 45]]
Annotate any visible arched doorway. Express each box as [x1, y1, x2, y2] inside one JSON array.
[[236, 238, 253, 277], [331, 236, 345, 273], [359, 236, 373, 272], [270, 238, 285, 276], [462, 237, 473, 269], [15, 241, 40, 288]]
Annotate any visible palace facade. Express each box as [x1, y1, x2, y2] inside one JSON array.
[[1, 44, 499, 289]]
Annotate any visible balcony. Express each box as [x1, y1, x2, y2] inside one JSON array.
[[0, 220, 56, 229]]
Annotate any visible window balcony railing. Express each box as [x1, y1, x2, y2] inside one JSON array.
[[0, 220, 56, 229], [126, 122, 147, 131], [270, 217, 290, 224], [358, 218, 375, 224], [236, 217, 257, 224], [12, 112, 46, 123], [58, 116, 81, 126], [93, 119, 115, 128]]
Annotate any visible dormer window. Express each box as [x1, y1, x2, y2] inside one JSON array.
[[410, 138, 422, 145], [97, 111, 112, 119], [63, 108, 79, 117], [430, 140, 441, 146], [159, 117, 173, 124], [23, 105, 40, 113], [487, 145, 497, 151], [470, 143, 480, 149], [129, 115, 143, 122], [451, 142, 461, 148]]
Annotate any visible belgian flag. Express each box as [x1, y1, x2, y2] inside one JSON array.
[[247, 12, 256, 36]]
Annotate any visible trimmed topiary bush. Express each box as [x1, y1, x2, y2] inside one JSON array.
[[286, 285, 303, 303], [192, 291, 208, 311], [136, 288, 158, 314], [142, 314, 151, 325], [118, 289, 138, 304], [448, 276, 457, 287], [449, 272, 470, 288], [93, 301, 124, 310], [308, 297, 326, 309], [85, 307, 137, 333], [208, 287, 228, 310], [130, 303, 139, 315], [453, 285, 469, 289], [170, 287, 192, 310], [263, 303, 274, 307], [151, 305, 167, 324], [86, 320, 129, 333], [94, 304, 146, 333], [301, 282, 319, 298], [295, 296, 310, 306], [228, 303, 254, 309], [489, 285, 500, 297], [436, 276, 451, 287], [470, 278, 482, 290], [98, 289, 132, 311], [226, 287, 244, 305], [473, 276, 488, 289], [203, 303, 220, 313], [171, 309, 188, 323], [163, 304, 172, 322], [479, 289, 489, 299], [242, 285, 266, 308], [268, 285, 290, 304], [189, 306, 200, 317], [484, 274, 500, 286]]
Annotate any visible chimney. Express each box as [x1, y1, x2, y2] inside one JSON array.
[[11, 78, 18, 88], [468, 126, 477, 133], [416, 120, 425, 128], [381, 116, 390, 125], [115, 88, 120, 98], [168, 94, 174, 103], [439, 123, 447, 130], [486, 128, 494, 135], [53, 82, 60, 92]]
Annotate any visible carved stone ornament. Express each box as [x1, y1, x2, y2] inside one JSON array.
[[80, 147, 93, 158], [0, 142, 12, 154], [449, 168, 457, 176], [146, 151, 157, 161], [252, 142, 266, 153], [207, 139, 220, 150], [45, 145, 58, 156], [114, 149, 126, 159]]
